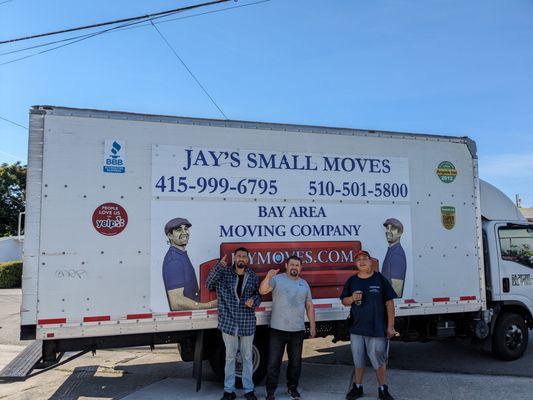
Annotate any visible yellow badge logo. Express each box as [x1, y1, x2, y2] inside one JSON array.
[[436, 161, 457, 183], [441, 206, 456, 230]]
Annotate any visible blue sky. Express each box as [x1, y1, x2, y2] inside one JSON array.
[[1, 0, 532, 206]]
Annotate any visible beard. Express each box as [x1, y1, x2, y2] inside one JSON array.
[[235, 261, 247, 269], [289, 269, 299, 277]]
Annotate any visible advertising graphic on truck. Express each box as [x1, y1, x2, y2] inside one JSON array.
[[150, 144, 414, 312]]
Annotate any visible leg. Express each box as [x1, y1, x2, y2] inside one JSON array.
[[375, 364, 387, 386], [350, 334, 366, 384], [222, 332, 239, 393], [265, 329, 287, 395], [239, 334, 255, 393], [286, 331, 305, 390], [365, 336, 389, 385]]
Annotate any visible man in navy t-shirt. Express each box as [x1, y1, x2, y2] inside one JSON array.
[[162, 217, 216, 311], [381, 218, 407, 297], [340, 250, 397, 400]]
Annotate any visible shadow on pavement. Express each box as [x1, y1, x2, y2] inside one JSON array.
[[303, 333, 533, 378], [47, 360, 218, 400]]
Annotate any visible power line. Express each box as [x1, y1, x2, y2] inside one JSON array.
[[0, 0, 270, 58], [0, 11, 180, 66], [0, 149, 24, 161], [150, 21, 229, 120], [0, 0, 232, 45], [0, 0, 15, 6], [0, 115, 27, 130]]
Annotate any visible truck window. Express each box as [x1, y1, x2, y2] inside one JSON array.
[[498, 227, 533, 268]]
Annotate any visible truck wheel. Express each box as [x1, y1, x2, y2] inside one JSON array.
[[208, 331, 268, 386], [492, 313, 529, 361]]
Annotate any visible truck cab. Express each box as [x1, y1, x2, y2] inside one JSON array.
[[480, 180, 533, 360]]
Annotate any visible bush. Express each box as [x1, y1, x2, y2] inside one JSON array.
[[0, 260, 22, 288]]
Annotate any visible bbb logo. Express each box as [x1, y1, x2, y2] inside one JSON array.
[[103, 140, 126, 173]]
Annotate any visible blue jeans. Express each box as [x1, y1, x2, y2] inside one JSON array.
[[222, 332, 255, 393]]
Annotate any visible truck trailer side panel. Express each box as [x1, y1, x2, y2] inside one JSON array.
[[22, 106, 485, 340]]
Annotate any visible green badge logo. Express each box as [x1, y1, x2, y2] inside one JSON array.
[[436, 161, 457, 183], [441, 206, 456, 230]]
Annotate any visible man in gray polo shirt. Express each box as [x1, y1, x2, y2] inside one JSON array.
[[259, 255, 316, 400]]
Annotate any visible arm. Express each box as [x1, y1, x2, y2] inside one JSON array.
[[205, 255, 228, 290], [386, 299, 396, 338], [340, 277, 360, 306], [341, 295, 355, 307], [167, 287, 217, 310], [259, 269, 279, 295], [305, 300, 316, 338], [251, 273, 263, 307]]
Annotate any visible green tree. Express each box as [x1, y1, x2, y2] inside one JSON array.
[[0, 162, 26, 237]]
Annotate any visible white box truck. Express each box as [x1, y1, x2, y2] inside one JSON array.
[[1, 105, 532, 383]]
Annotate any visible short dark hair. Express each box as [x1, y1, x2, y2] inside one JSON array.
[[286, 255, 302, 264], [234, 247, 249, 255]]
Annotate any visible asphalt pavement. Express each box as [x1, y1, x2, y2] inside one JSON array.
[[1, 289, 533, 400]]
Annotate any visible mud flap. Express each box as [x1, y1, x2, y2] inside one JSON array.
[[192, 330, 204, 391]]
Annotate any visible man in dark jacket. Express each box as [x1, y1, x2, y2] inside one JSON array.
[[206, 247, 262, 400]]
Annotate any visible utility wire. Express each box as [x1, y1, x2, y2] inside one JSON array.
[[0, 30, 97, 57], [0, 7, 198, 66], [115, 0, 270, 34], [0, 0, 15, 6], [150, 21, 229, 120], [0, 115, 27, 129], [0, 149, 24, 161], [0, 0, 270, 58], [0, 0, 232, 45]]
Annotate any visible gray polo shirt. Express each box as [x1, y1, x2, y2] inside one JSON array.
[[269, 273, 313, 332]]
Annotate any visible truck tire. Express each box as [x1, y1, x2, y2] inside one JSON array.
[[492, 313, 529, 361], [208, 330, 268, 386]]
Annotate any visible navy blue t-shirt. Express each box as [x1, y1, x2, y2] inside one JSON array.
[[340, 272, 397, 337], [162, 246, 200, 302]]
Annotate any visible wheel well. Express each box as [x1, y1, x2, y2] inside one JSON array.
[[498, 303, 533, 328]]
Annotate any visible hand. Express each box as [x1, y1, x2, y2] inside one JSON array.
[[245, 298, 254, 308], [387, 326, 397, 339], [309, 325, 316, 338], [351, 292, 362, 303], [208, 299, 218, 308], [219, 254, 228, 267], [267, 269, 280, 278]]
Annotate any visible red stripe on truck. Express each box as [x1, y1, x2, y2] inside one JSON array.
[[404, 299, 416, 304], [168, 311, 193, 317], [207, 310, 218, 315], [433, 297, 450, 302], [83, 315, 111, 322], [255, 307, 266, 312], [460, 296, 477, 301], [38, 318, 66, 325], [126, 313, 153, 320], [314, 304, 333, 309]]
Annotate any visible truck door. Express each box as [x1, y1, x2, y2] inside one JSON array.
[[496, 224, 533, 310]]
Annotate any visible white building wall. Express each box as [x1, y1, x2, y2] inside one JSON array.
[[0, 236, 23, 263]]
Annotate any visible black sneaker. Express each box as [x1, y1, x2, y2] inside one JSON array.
[[287, 386, 301, 400], [221, 392, 236, 400], [244, 391, 258, 400], [378, 385, 395, 400], [265, 393, 276, 400], [346, 383, 364, 400]]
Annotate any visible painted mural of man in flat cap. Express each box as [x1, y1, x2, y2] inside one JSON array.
[[162, 217, 216, 311], [381, 218, 406, 297]]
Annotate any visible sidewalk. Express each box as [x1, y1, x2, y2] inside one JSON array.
[[123, 362, 533, 400]]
